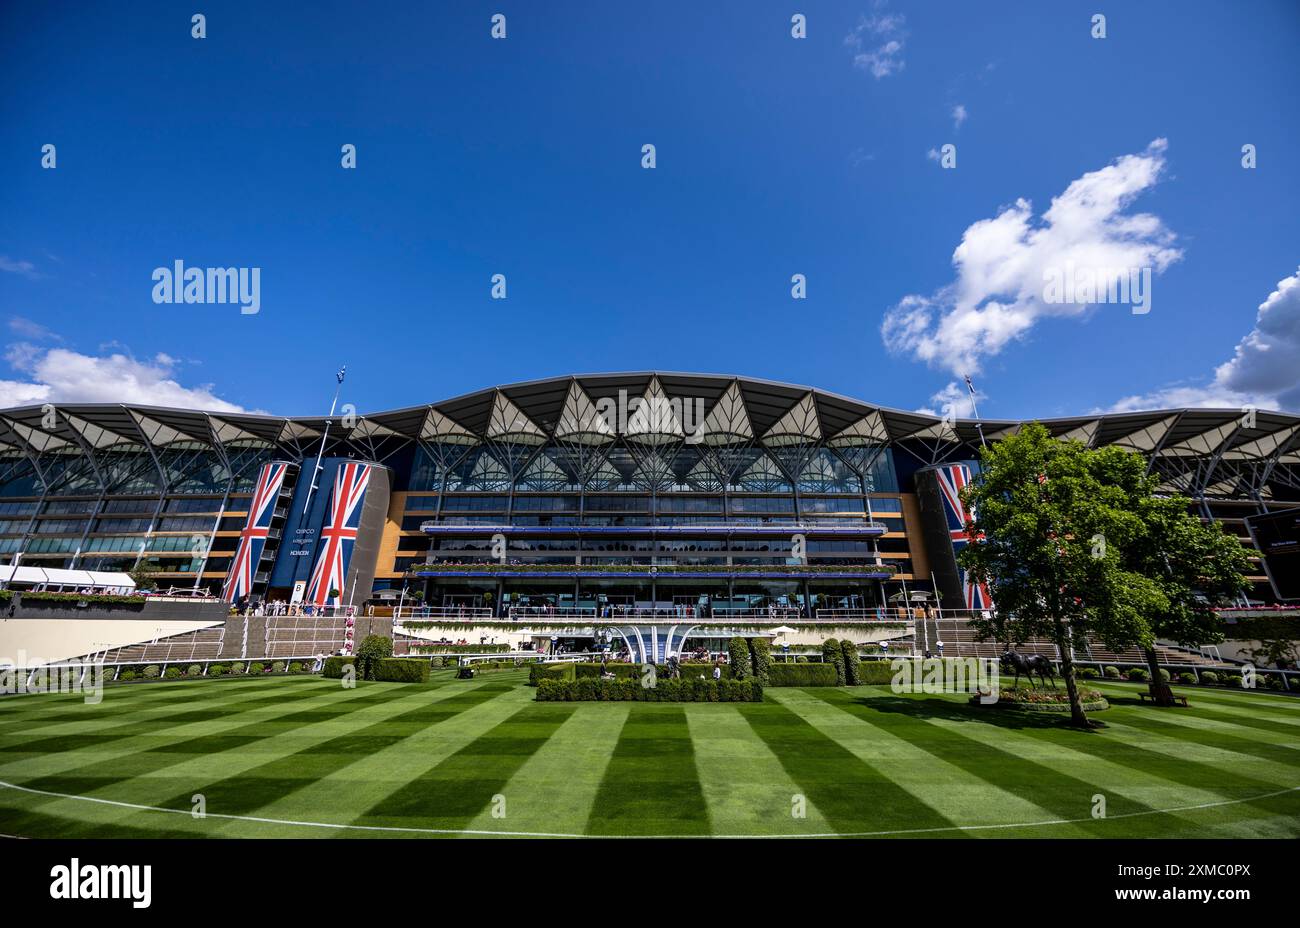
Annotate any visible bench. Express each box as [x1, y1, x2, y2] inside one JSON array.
[[1138, 691, 1190, 707]]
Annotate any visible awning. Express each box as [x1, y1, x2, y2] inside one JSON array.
[[0, 565, 136, 590]]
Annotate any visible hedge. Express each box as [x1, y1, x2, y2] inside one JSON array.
[[536, 676, 762, 703], [322, 656, 357, 679], [528, 662, 575, 686], [855, 659, 898, 685], [822, 639, 846, 685], [374, 658, 431, 683], [728, 637, 752, 680], [749, 638, 772, 687], [841, 640, 860, 686], [768, 663, 838, 687]]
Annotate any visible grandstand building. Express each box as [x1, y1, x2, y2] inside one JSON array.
[[0, 373, 1296, 666]]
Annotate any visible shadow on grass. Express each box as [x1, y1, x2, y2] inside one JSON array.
[[840, 690, 1110, 733]]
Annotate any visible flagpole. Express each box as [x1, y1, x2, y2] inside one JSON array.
[[963, 374, 987, 448], [302, 366, 346, 515]]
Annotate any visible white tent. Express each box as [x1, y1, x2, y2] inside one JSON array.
[[0, 565, 136, 593]]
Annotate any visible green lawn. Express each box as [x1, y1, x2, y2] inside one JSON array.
[[1, 670, 1297, 838]]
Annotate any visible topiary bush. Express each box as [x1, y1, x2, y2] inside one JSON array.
[[229, 662, 245, 675], [1127, 668, 1149, 682], [118, 669, 139, 681], [1223, 673, 1242, 687], [1104, 665, 1121, 679], [322, 656, 356, 679], [143, 664, 161, 679], [288, 661, 303, 673], [209, 665, 225, 677], [1157, 668, 1171, 682], [1078, 666, 1100, 679], [374, 658, 431, 683], [748, 637, 772, 687], [768, 663, 838, 687], [250, 661, 265, 674], [1199, 671, 1219, 685], [856, 659, 898, 685], [1266, 675, 1285, 690], [271, 661, 285, 674], [186, 664, 202, 677], [1178, 672, 1196, 685], [841, 640, 861, 685], [164, 666, 182, 679], [822, 639, 845, 685], [727, 637, 752, 680], [354, 634, 394, 681]]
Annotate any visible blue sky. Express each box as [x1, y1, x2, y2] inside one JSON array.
[[1, 0, 1297, 419]]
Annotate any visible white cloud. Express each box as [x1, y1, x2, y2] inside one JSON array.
[[882, 139, 1182, 375], [0, 343, 251, 413], [917, 380, 984, 419], [7, 316, 61, 341], [845, 6, 906, 78], [0, 256, 40, 280], [951, 104, 967, 130], [1105, 267, 1300, 413]]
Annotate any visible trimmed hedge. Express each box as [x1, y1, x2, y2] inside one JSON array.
[[528, 662, 576, 686], [322, 656, 357, 679], [841, 640, 860, 686], [536, 676, 762, 703], [728, 637, 752, 680], [856, 659, 898, 685], [374, 658, 431, 683], [768, 663, 838, 687], [749, 638, 772, 687], [822, 639, 846, 685]]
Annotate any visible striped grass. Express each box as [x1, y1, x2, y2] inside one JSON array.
[[0, 670, 1296, 838]]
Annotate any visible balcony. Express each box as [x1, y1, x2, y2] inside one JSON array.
[[419, 521, 887, 537], [405, 562, 897, 580]]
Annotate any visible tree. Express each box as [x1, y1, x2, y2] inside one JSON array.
[[841, 639, 861, 685], [1119, 485, 1252, 703], [128, 561, 160, 592], [961, 423, 1166, 727], [748, 637, 772, 687], [354, 634, 393, 681]]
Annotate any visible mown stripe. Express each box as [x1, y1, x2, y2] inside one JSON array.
[[769, 689, 1087, 836], [687, 704, 835, 836], [586, 706, 710, 836], [7, 682, 455, 805], [353, 700, 577, 831], [737, 698, 957, 836], [146, 681, 515, 817], [811, 687, 1187, 836], [464, 703, 628, 836]]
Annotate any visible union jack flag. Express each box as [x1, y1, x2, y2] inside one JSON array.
[[934, 463, 993, 611], [306, 462, 373, 606], [222, 462, 290, 602]]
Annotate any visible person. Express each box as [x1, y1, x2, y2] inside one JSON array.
[[712, 662, 721, 681]]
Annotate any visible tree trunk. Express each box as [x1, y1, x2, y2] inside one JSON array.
[[1143, 646, 1173, 706], [1053, 616, 1092, 727]]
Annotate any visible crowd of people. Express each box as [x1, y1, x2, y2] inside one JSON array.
[[232, 598, 357, 618]]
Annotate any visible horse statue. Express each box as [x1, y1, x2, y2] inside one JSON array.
[[1000, 649, 1057, 689]]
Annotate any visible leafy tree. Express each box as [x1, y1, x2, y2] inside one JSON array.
[[727, 636, 752, 679], [128, 561, 161, 592], [1118, 483, 1251, 703], [354, 634, 393, 681], [961, 424, 1166, 727]]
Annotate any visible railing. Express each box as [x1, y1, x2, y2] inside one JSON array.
[[419, 521, 887, 534], [507, 606, 596, 620], [247, 604, 358, 618], [394, 606, 494, 621]]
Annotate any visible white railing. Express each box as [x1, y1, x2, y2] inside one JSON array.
[[507, 606, 597, 620], [394, 606, 494, 621], [711, 608, 805, 620], [245, 604, 358, 618]]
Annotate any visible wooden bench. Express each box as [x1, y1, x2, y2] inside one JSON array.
[[1139, 685, 1188, 707]]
